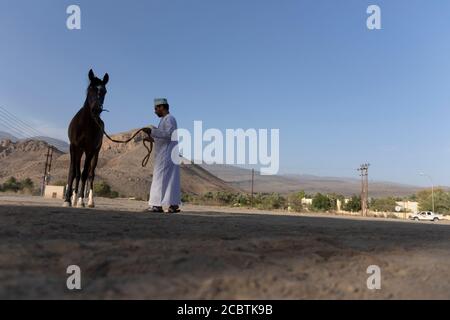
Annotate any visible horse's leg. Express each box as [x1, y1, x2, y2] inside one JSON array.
[[87, 150, 100, 208], [63, 144, 77, 207], [72, 149, 83, 207], [72, 151, 83, 207], [77, 152, 94, 208]]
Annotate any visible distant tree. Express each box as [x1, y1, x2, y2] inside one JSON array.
[[312, 193, 333, 211], [417, 189, 450, 215], [370, 197, 397, 212], [343, 195, 361, 212], [296, 190, 306, 200]]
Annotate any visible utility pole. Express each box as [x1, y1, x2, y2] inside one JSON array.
[[41, 146, 51, 196], [41, 146, 54, 196], [251, 169, 255, 208], [47, 146, 54, 185], [358, 163, 370, 217]]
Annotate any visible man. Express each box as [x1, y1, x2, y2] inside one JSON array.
[[143, 98, 181, 213]]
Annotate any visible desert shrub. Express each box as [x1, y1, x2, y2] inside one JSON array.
[[370, 197, 397, 212], [287, 192, 303, 212], [312, 193, 334, 211], [2, 177, 21, 192], [214, 191, 235, 203], [110, 191, 119, 198], [387, 213, 399, 219], [186, 191, 287, 210], [181, 193, 193, 203], [21, 178, 34, 191], [343, 195, 361, 212], [254, 193, 286, 210], [234, 193, 251, 207], [1, 177, 34, 193], [93, 181, 119, 198], [203, 192, 214, 200], [267, 193, 286, 209]]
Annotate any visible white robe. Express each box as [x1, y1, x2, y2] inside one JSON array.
[[148, 114, 181, 207]]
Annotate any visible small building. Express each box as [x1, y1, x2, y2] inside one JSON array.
[[44, 185, 66, 200], [395, 201, 419, 213]]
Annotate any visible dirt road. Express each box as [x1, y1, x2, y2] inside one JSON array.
[[0, 195, 449, 299]]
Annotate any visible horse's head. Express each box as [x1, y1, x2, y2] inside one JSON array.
[[86, 69, 109, 116]]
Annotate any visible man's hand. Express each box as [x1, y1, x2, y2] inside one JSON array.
[[142, 127, 152, 136]]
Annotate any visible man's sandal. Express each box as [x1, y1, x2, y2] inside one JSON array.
[[144, 206, 164, 213], [168, 206, 181, 213]]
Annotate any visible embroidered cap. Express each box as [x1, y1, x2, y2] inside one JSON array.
[[154, 98, 168, 107]]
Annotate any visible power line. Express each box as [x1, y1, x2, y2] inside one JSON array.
[[0, 106, 46, 137], [0, 110, 40, 139], [0, 112, 39, 138], [0, 106, 45, 136], [0, 115, 31, 139], [0, 107, 61, 150]]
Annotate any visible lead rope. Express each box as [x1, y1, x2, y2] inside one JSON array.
[[93, 116, 153, 167]]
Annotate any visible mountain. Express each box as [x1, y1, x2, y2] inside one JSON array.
[[0, 130, 236, 199], [29, 136, 69, 153], [199, 164, 424, 197], [0, 131, 69, 152], [0, 131, 429, 199], [0, 131, 18, 142]]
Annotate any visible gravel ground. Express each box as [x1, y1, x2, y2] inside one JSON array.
[[0, 195, 449, 299]]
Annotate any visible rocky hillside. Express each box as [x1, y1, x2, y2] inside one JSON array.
[[0, 130, 237, 199]]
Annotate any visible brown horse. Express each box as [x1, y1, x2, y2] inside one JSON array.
[[63, 69, 109, 208]]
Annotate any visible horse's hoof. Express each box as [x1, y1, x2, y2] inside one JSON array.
[[76, 198, 85, 208], [88, 203, 95, 208], [63, 201, 71, 208]]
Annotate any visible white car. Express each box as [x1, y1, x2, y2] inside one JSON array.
[[409, 211, 443, 222]]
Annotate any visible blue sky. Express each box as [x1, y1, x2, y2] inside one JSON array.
[[1, 0, 450, 186]]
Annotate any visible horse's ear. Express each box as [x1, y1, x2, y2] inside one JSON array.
[[88, 69, 95, 81], [103, 73, 109, 85]]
